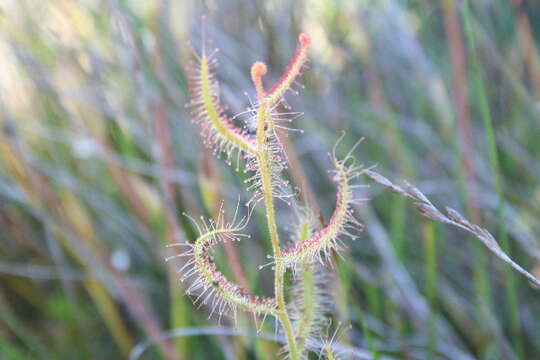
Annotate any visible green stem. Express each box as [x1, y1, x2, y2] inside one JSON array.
[[462, 3, 522, 355], [294, 219, 317, 355], [277, 266, 299, 360], [296, 261, 315, 352], [254, 87, 298, 358], [257, 149, 299, 359]]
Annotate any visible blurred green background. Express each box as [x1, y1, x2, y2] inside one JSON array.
[[1, 0, 540, 359]]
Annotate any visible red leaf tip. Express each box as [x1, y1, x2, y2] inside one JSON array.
[[251, 61, 267, 78], [298, 33, 310, 47]]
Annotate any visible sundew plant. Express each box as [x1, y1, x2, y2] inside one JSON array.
[[166, 32, 366, 359], [4, 2, 540, 359], [168, 28, 540, 360]]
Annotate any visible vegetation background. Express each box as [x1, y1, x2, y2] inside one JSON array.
[[1, 0, 540, 359]]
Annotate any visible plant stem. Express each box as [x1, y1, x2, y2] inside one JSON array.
[[256, 149, 299, 360], [277, 266, 299, 360], [463, 2, 522, 355], [253, 86, 298, 358]]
